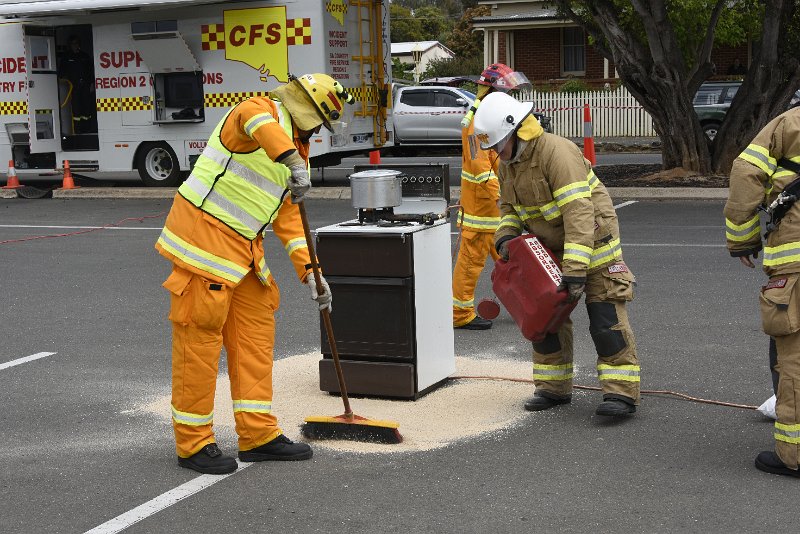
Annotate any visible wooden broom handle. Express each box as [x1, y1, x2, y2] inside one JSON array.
[[297, 201, 353, 418]]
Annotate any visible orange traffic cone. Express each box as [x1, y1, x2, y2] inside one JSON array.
[[582, 103, 596, 166], [3, 159, 21, 189], [59, 160, 79, 189], [369, 150, 381, 164]]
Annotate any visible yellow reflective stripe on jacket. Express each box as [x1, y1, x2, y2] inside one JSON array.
[[453, 297, 473, 309], [563, 242, 592, 265], [172, 404, 213, 426], [284, 236, 308, 255], [588, 170, 599, 190], [540, 200, 561, 221], [460, 212, 500, 231], [739, 144, 778, 175], [232, 399, 273, 414], [597, 364, 640, 382], [532, 363, 574, 381], [553, 180, 591, 208], [774, 421, 800, 444], [773, 155, 800, 181], [726, 214, 760, 242], [255, 255, 272, 285], [763, 242, 800, 267], [589, 238, 623, 268], [243, 112, 277, 138], [460, 169, 494, 184], [499, 213, 523, 230], [157, 227, 249, 283]]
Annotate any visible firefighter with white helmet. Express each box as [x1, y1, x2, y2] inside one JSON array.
[[453, 63, 531, 330], [155, 73, 353, 474], [473, 91, 641, 416]]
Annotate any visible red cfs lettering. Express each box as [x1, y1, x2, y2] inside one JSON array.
[[99, 51, 144, 69], [229, 23, 281, 46]]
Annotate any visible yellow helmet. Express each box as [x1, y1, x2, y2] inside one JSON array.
[[293, 73, 354, 130]]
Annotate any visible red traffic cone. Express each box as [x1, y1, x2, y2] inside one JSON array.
[[582, 103, 596, 166], [369, 150, 381, 164], [59, 160, 79, 190], [3, 160, 21, 189]]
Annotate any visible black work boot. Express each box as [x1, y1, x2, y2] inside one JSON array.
[[239, 434, 313, 462], [755, 451, 800, 478], [524, 393, 571, 412], [178, 443, 238, 475], [455, 316, 492, 330], [596, 395, 636, 416]]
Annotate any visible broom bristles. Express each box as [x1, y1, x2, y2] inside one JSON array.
[[302, 414, 403, 444]]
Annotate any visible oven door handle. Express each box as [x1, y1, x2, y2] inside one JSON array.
[[326, 275, 412, 287]]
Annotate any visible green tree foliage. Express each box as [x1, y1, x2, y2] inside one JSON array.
[[416, 5, 452, 43], [422, 56, 486, 80], [445, 5, 490, 58], [552, 0, 800, 175], [390, 4, 424, 43]]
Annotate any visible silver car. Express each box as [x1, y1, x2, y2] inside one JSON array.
[[393, 85, 474, 145]]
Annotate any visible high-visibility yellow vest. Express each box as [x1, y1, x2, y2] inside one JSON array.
[[178, 101, 294, 241]]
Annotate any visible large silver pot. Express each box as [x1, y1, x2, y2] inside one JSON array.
[[349, 169, 402, 209]]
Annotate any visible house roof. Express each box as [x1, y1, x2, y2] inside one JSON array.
[[391, 41, 454, 56], [473, 9, 569, 28]]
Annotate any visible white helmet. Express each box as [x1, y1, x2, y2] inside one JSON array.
[[473, 91, 534, 151]]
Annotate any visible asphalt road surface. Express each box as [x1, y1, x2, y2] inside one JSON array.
[[0, 196, 787, 534], [12, 151, 662, 189]]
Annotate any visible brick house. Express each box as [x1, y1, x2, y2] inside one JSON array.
[[472, 0, 749, 87]]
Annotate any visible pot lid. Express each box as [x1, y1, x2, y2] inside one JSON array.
[[349, 169, 402, 180]]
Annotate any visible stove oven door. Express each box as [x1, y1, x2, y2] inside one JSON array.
[[320, 275, 415, 361]]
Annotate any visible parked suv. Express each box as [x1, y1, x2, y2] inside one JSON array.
[[392, 85, 552, 146], [693, 81, 740, 141]]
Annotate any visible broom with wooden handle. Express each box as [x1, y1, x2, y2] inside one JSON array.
[[297, 201, 402, 444]]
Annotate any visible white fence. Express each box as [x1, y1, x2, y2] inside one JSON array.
[[519, 85, 657, 138]]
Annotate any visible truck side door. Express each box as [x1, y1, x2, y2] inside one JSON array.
[[25, 27, 61, 155]]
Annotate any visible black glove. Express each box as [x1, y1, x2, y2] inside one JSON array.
[[497, 238, 512, 261], [558, 282, 585, 303]]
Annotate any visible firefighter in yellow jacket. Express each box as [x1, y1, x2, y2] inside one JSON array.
[[724, 106, 800, 478], [155, 73, 353, 474], [453, 63, 531, 330], [473, 91, 640, 416]]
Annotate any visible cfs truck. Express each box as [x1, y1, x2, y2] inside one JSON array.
[[0, 0, 391, 186]]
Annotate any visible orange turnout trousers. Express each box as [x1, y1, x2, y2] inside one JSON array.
[[167, 266, 283, 457], [452, 231, 500, 325]]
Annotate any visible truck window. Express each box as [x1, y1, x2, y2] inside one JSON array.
[[401, 91, 433, 107], [434, 91, 460, 107]]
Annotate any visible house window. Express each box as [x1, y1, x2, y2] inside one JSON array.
[[562, 27, 585, 75]]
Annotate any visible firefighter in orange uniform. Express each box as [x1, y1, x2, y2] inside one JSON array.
[[724, 106, 800, 478], [453, 64, 532, 330], [155, 73, 353, 474]]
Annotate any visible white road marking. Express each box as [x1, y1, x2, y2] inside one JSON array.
[[614, 200, 638, 209], [0, 352, 56, 371], [84, 461, 253, 534]]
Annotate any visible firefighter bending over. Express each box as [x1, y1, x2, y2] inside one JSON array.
[[155, 73, 353, 474], [473, 91, 641, 417], [724, 105, 800, 478], [453, 63, 531, 330]]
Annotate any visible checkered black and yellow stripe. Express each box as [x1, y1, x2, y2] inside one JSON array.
[[97, 97, 153, 113], [204, 91, 270, 108], [0, 101, 27, 115], [201, 23, 225, 51], [287, 18, 311, 45]]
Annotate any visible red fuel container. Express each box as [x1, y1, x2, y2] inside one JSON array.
[[491, 236, 578, 342]]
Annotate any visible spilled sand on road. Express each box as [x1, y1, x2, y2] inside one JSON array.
[[140, 352, 534, 453]]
